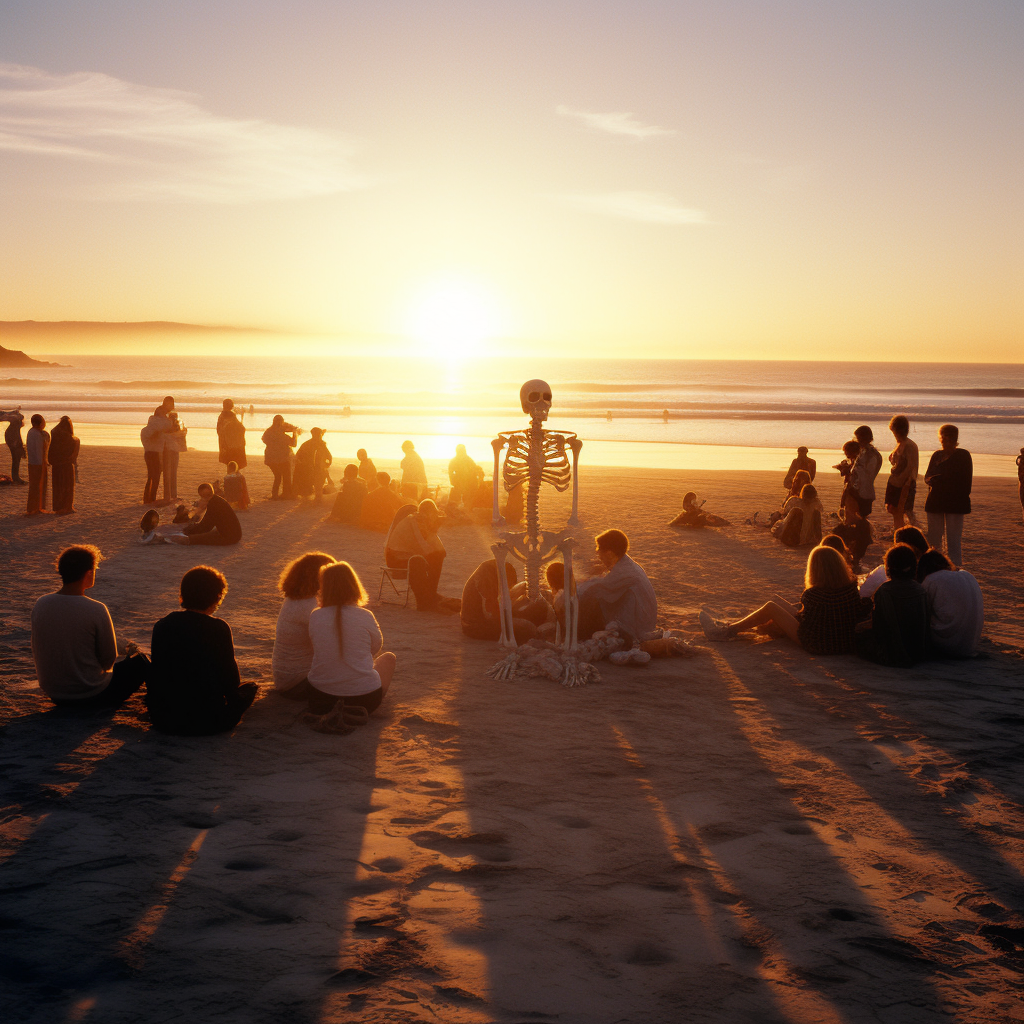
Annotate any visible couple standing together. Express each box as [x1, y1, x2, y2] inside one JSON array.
[[141, 396, 187, 504]]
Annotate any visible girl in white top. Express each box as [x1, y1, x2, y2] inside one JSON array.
[[272, 552, 337, 698], [307, 561, 397, 718]]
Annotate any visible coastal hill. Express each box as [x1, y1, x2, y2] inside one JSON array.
[[0, 343, 61, 368]]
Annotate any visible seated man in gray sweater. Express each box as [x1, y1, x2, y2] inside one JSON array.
[[575, 529, 658, 643], [31, 545, 150, 707]]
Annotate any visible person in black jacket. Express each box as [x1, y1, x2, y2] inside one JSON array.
[[147, 566, 257, 735], [169, 483, 242, 546], [857, 544, 930, 667], [924, 423, 972, 566]]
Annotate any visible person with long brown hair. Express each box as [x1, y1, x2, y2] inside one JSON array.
[[307, 562, 396, 720], [699, 544, 870, 653], [48, 415, 80, 514], [272, 552, 337, 700]]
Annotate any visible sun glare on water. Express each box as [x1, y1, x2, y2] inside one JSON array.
[[406, 279, 502, 361]]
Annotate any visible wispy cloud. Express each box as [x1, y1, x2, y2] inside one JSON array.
[[0, 62, 367, 202], [562, 191, 707, 225], [556, 105, 675, 140]]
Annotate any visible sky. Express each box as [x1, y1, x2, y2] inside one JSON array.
[[0, 0, 1021, 361]]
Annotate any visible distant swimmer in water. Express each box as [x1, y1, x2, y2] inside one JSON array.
[[662, 409, 670, 423], [669, 491, 730, 528]]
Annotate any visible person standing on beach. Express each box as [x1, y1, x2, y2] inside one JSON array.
[[262, 415, 298, 498], [884, 415, 919, 533], [31, 545, 150, 707], [1016, 447, 1024, 524], [400, 440, 427, 500], [25, 414, 50, 515], [850, 426, 883, 518], [161, 397, 187, 503], [783, 447, 816, 490], [924, 423, 972, 566], [48, 416, 80, 515], [3, 409, 27, 484], [293, 427, 332, 501], [140, 405, 170, 504], [448, 444, 479, 510], [217, 399, 247, 470]]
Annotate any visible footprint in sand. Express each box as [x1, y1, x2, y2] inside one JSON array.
[[554, 815, 592, 829], [224, 859, 269, 871], [625, 941, 674, 965], [267, 829, 303, 842], [409, 830, 513, 863]]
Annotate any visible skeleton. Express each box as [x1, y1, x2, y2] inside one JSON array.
[[488, 381, 592, 686]]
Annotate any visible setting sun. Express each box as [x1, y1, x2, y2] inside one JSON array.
[[405, 279, 501, 359]]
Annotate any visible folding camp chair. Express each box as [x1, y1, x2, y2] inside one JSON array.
[[378, 503, 417, 605]]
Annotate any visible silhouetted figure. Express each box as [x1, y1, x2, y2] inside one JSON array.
[[141, 406, 170, 504], [25, 414, 50, 515], [400, 440, 427, 500], [147, 566, 257, 735], [32, 544, 150, 707], [772, 484, 823, 547], [162, 397, 186, 503], [1018, 447, 1024, 524], [461, 560, 537, 643], [850, 425, 883, 518], [221, 461, 250, 509], [262, 415, 297, 499], [217, 399, 247, 469], [924, 423, 972, 566], [669, 491, 730, 528], [3, 408, 26, 483], [329, 464, 367, 524], [48, 416, 80, 515], [783, 447, 816, 489], [360, 472, 405, 531], [357, 449, 378, 490], [885, 414, 919, 531], [448, 444, 479, 509], [856, 544, 930, 667], [293, 427, 332, 500], [168, 484, 242, 546]]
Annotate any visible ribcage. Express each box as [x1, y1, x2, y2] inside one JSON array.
[[501, 430, 572, 493]]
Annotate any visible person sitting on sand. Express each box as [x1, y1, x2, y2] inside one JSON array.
[[400, 440, 428, 500], [772, 483, 823, 548], [356, 449, 378, 490], [147, 566, 257, 735], [461, 560, 538, 644], [272, 551, 337, 701], [168, 483, 242, 546], [448, 444, 479, 510], [139, 508, 165, 544], [360, 472, 405, 531], [784, 447, 816, 490], [31, 545, 150, 708], [669, 491, 730, 528], [575, 530, 658, 642], [885, 415, 919, 532], [856, 544, 930, 667], [858, 525, 929, 598], [293, 427, 332, 501], [820, 533, 854, 568], [329, 464, 367, 524], [700, 544, 870, 654], [221, 461, 251, 509], [916, 549, 983, 658], [307, 561, 397, 720], [385, 499, 458, 611]]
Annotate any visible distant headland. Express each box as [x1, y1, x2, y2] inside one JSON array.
[[0, 343, 62, 368]]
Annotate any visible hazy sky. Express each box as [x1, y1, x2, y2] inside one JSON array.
[[1, 0, 1021, 360]]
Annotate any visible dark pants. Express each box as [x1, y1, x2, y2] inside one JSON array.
[[26, 463, 47, 513], [270, 461, 291, 498], [8, 444, 24, 482], [151, 683, 258, 736], [576, 594, 607, 642], [308, 686, 383, 716], [387, 550, 444, 609], [52, 654, 150, 709], [143, 450, 162, 503]]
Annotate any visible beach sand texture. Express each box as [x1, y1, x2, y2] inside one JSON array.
[[2, 446, 1023, 1023]]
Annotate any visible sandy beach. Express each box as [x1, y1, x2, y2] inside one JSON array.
[[2, 444, 1023, 1024]]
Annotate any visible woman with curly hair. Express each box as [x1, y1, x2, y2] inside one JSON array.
[[272, 552, 337, 699]]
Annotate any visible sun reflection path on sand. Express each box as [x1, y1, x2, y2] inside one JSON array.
[[610, 726, 851, 1024]]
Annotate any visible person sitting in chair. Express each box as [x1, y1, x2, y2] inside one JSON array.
[[385, 499, 458, 611]]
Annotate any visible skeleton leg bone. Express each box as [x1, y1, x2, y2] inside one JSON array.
[[491, 541, 518, 650]]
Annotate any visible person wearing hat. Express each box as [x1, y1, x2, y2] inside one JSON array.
[[385, 499, 458, 611], [783, 446, 816, 491]]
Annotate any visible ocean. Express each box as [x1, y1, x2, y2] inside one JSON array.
[[3, 356, 1021, 475]]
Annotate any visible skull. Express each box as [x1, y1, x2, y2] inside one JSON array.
[[520, 379, 552, 422]]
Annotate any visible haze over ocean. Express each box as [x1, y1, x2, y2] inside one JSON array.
[[4, 355, 1021, 474]]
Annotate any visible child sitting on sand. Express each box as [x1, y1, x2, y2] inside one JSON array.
[[669, 491, 730, 528], [219, 461, 250, 509]]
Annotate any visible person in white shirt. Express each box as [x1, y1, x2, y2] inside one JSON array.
[[25, 414, 50, 515], [858, 526, 928, 598], [851, 425, 883, 518], [916, 549, 983, 658], [272, 551, 337, 700], [31, 545, 149, 706], [575, 529, 658, 642], [307, 562, 397, 723]]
